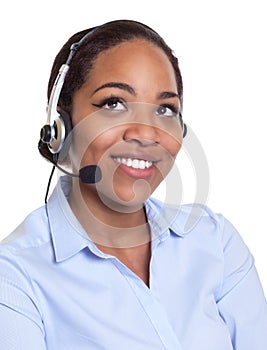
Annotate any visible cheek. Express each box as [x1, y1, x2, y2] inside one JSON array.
[[71, 125, 120, 165], [171, 140, 182, 157], [80, 138, 110, 165], [155, 136, 182, 179], [161, 133, 183, 158], [156, 118, 183, 156]]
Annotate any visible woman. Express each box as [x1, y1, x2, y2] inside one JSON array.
[[0, 20, 266, 350]]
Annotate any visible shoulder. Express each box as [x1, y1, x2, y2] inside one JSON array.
[[0, 208, 47, 336], [146, 197, 248, 251], [148, 198, 257, 299], [1, 205, 50, 255], [0, 205, 53, 299]]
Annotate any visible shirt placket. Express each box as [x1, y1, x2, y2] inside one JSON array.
[[111, 257, 184, 350]]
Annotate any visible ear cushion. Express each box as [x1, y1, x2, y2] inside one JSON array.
[[38, 109, 72, 164], [57, 109, 73, 162], [179, 112, 187, 138], [38, 137, 57, 164], [182, 122, 187, 138]]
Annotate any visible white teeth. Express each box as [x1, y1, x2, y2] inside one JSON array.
[[145, 160, 152, 168], [113, 157, 153, 169], [139, 160, 146, 169]]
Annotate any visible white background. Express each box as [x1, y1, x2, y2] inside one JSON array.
[[0, 0, 266, 293]]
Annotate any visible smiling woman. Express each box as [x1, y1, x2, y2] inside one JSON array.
[[0, 19, 266, 350], [68, 38, 182, 217]]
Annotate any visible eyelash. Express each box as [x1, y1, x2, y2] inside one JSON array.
[[92, 96, 126, 110], [92, 96, 178, 117], [158, 103, 178, 116]]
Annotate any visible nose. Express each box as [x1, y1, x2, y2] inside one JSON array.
[[123, 122, 160, 146]]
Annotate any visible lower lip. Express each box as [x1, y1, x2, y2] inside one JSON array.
[[115, 162, 156, 179]]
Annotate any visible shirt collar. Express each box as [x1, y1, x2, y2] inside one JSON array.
[[145, 197, 187, 240], [47, 176, 187, 262], [47, 177, 95, 262], [145, 198, 213, 238]]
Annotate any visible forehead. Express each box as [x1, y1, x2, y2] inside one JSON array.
[[87, 39, 177, 93]]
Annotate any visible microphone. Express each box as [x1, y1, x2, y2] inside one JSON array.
[[50, 162, 102, 184], [38, 139, 102, 184], [79, 165, 102, 184], [53, 163, 102, 184], [44, 164, 102, 204]]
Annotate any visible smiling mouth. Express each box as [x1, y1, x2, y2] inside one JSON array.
[[112, 157, 154, 170]]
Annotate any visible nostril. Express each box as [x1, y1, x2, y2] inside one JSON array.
[[123, 124, 160, 145], [124, 137, 159, 147]]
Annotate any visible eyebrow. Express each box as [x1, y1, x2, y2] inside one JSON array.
[[157, 91, 179, 100], [92, 82, 136, 95], [92, 81, 179, 100]]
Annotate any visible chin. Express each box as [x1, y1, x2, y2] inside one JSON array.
[[96, 183, 152, 213]]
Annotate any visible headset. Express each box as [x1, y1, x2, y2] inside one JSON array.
[[38, 28, 99, 166], [38, 22, 187, 170]]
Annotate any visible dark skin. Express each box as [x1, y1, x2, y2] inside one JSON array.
[[97, 242, 151, 286], [68, 39, 183, 286]]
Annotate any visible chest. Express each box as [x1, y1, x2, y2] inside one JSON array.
[[33, 241, 233, 350]]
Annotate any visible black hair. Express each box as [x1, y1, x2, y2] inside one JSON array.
[[47, 19, 183, 114]]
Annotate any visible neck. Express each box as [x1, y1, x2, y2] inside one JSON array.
[[68, 180, 151, 248]]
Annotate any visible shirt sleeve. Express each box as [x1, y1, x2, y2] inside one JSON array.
[[216, 216, 267, 350], [0, 250, 46, 350]]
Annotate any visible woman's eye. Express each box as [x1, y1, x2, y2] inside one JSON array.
[[156, 104, 178, 118], [93, 97, 127, 111]]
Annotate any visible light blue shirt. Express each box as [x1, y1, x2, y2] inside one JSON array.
[[1, 176, 267, 350]]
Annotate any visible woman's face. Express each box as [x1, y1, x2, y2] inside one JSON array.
[[70, 39, 183, 210]]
